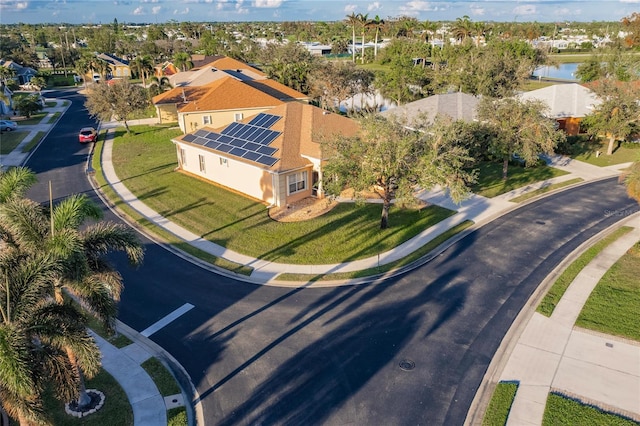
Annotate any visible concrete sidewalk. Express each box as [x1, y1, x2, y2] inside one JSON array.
[[498, 215, 640, 425]]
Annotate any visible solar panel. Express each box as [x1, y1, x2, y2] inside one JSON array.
[[222, 122, 241, 136], [248, 113, 281, 128], [229, 138, 245, 147], [256, 155, 278, 166], [206, 133, 220, 142], [243, 142, 261, 152], [193, 137, 208, 145], [236, 125, 254, 139], [242, 151, 261, 161], [205, 141, 221, 150], [244, 128, 264, 142], [195, 129, 209, 137], [230, 147, 247, 157], [256, 145, 277, 156], [182, 134, 197, 142], [216, 143, 233, 153], [218, 135, 234, 144], [258, 130, 279, 145]]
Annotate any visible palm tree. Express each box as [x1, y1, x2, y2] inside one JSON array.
[[0, 167, 36, 204], [357, 13, 371, 64], [371, 15, 386, 59], [473, 21, 491, 47], [131, 55, 154, 87], [172, 51, 193, 72], [622, 160, 640, 203], [0, 193, 144, 408], [452, 15, 474, 43], [0, 247, 101, 425], [345, 12, 360, 63]]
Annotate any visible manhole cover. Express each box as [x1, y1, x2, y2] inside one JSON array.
[[399, 359, 415, 371]]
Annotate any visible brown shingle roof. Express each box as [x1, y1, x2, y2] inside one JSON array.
[[177, 77, 284, 113]]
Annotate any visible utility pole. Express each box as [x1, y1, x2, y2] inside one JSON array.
[[59, 33, 67, 77]]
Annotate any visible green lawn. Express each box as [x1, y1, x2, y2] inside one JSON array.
[[569, 139, 640, 167], [41, 369, 133, 426], [0, 131, 28, 154], [21, 131, 45, 153], [537, 226, 634, 317], [471, 161, 569, 198], [482, 381, 518, 426], [576, 240, 640, 341], [110, 125, 456, 264], [543, 393, 639, 426]]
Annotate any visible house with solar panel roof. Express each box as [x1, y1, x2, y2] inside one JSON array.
[[172, 102, 359, 208]]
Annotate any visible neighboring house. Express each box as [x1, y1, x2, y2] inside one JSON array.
[[154, 61, 179, 78], [154, 76, 290, 132], [153, 70, 309, 130], [96, 53, 131, 78], [0, 59, 37, 85], [381, 92, 480, 125], [168, 56, 266, 88], [517, 83, 601, 135], [172, 102, 359, 207]]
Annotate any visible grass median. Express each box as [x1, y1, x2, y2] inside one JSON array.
[[537, 226, 633, 317]]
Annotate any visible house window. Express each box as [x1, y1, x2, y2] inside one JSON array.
[[179, 148, 187, 166], [234, 113, 243, 121], [203, 115, 212, 125], [287, 171, 307, 195], [199, 155, 206, 173]]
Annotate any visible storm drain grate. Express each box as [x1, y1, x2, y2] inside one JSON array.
[[399, 359, 415, 371]]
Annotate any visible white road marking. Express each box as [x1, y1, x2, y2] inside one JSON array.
[[140, 303, 195, 337]]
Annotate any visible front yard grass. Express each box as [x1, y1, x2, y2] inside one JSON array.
[[576, 240, 640, 341], [110, 125, 456, 265], [543, 393, 639, 426], [482, 381, 518, 426], [472, 161, 569, 198], [567, 138, 640, 167], [0, 131, 27, 153], [41, 369, 133, 426], [21, 130, 46, 152], [537, 226, 633, 317]]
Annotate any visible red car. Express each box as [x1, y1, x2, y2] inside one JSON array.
[[79, 127, 97, 143]]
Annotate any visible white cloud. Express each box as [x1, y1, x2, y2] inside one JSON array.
[[152, 5, 161, 14], [173, 7, 190, 14], [513, 4, 536, 16], [254, 0, 282, 7], [367, 2, 381, 12], [400, 1, 438, 13], [470, 6, 485, 16], [620, 0, 640, 3], [133, 6, 144, 14], [141, 0, 158, 3], [0, 1, 28, 11], [344, 4, 357, 13]]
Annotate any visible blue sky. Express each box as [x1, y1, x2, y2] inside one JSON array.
[[1, 0, 638, 24]]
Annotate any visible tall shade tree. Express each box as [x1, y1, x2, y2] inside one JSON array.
[[321, 114, 475, 229], [582, 79, 640, 155], [84, 79, 150, 134], [257, 42, 316, 94], [477, 97, 564, 180], [308, 61, 374, 113], [0, 194, 144, 409], [0, 247, 101, 425], [357, 13, 371, 63], [130, 55, 154, 87]]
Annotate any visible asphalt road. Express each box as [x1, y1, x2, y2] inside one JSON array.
[[26, 88, 638, 425]]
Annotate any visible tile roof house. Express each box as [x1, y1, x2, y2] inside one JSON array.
[[152, 69, 309, 131], [380, 92, 480, 125], [517, 83, 601, 135], [96, 53, 131, 78], [0, 60, 37, 85], [152, 75, 306, 133], [172, 102, 359, 207]]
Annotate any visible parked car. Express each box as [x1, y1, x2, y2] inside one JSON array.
[[0, 120, 18, 132], [78, 127, 97, 143]]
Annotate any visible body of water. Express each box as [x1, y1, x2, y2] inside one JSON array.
[[533, 63, 579, 81]]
